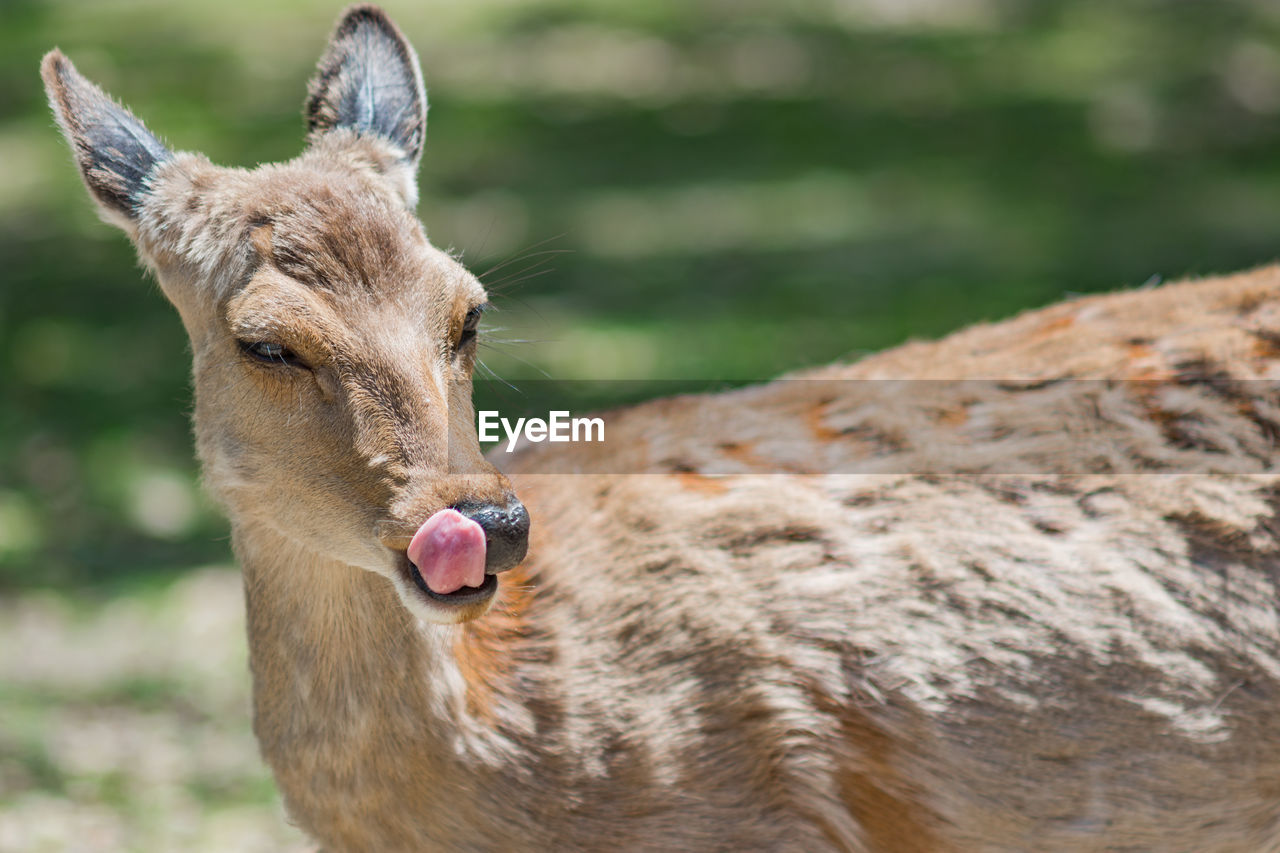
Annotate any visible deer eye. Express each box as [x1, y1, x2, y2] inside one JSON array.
[[458, 303, 487, 348], [240, 339, 303, 367]]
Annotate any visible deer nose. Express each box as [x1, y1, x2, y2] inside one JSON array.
[[452, 498, 529, 575]]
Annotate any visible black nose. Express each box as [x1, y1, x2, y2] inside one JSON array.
[[453, 498, 530, 574]]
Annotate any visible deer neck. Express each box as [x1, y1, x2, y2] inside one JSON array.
[[235, 524, 486, 813]]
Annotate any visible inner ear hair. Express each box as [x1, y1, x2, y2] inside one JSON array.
[[305, 4, 427, 168], [41, 49, 172, 228]]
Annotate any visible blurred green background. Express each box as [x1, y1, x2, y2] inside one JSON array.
[[5, 0, 1280, 847]]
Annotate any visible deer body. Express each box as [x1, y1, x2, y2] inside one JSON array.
[[251, 264, 1280, 851], [43, 6, 1280, 851]]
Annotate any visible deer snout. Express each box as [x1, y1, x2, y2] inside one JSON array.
[[452, 498, 530, 575]]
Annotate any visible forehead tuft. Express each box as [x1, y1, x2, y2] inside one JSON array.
[[261, 173, 428, 296]]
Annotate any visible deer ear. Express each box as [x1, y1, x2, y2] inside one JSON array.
[[306, 5, 427, 182], [41, 50, 172, 231]]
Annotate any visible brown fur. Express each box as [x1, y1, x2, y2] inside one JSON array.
[[43, 6, 1280, 851]]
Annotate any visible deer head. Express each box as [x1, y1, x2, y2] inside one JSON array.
[[41, 5, 529, 624]]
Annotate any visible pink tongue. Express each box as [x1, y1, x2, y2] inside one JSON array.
[[407, 509, 487, 595]]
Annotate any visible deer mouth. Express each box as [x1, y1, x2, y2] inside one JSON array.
[[398, 507, 499, 612], [401, 554, 498, 607]]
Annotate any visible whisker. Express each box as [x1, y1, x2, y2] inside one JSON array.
[[485, 266, 559, 293], [478, 238, 571, 283], [485, 291, 551, 325], [477, 344, 553, 380], [483, 336, 548, 346], [483, 253, 565, 290], [479, 232, 567, 273], [476, 357, 521, 392], [468, 214, 501, 263]]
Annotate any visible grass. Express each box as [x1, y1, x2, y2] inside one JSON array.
[[0, 569, 307, 852]]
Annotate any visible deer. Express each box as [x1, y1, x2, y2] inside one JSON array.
[[41, 4, 1280, 851]]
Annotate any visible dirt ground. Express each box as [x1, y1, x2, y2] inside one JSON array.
[[0, 568, 310, 852]]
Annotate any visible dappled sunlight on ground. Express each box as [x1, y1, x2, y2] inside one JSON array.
[[0, 569, 308, 852]]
